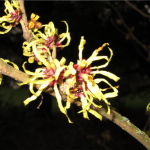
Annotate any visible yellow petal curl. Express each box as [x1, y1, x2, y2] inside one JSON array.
[[24, 82, 49, 105], [54, 83, 73, 123], [0, 74, 3, 85], [78, 36, 86, 61], [78, 95, 90, 120], [92, 70, 120, 82], [90, 47, 113, 69]]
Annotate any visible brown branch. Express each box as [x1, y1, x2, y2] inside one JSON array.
[[130, 40, 148, 62], [107, 1, 150, 54], [91, 106, 150, 149], [0, 58, 55, 97], [17, 0, 32, 42], [17, 0, 56, 60], [0, 57, 150, 149], [69, 96, 150, 149], [125, 0, 150, 19], [0, 58, 29, 82], [110, 18, 126, 36], [110, 18, 149, 63], [52, 45, 56, 59]]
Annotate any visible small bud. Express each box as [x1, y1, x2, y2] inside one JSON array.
[[38, 61, 42, 65], [28, 57, 34, 63]]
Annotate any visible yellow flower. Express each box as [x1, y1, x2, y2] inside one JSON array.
[[28, 13, 42, 32], [23, 20, 71, 64], [0, 0, 21, 34], [64, 36, 120, 121], [19, 57, 72, 123]]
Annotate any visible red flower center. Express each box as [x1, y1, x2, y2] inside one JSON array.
[[44, 35, 62, 49], [43, 66, 65, 87], [73, 63, 92, 82], [9, 9, 21, 24]]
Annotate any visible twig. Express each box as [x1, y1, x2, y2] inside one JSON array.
[[0, 58, 28, 83], [125, 0, 150, 19], [0, 57, 150, 149], [17, 0, 32, 42], [111, 15, 148, 62], [130, 40, 148, 62], [110, 18, 149, 63], [110, 18, 126, 36], [52, 45, 56, 59], [107, 1, 150, 54], [0, 58, 55, 97], [70, 97, 150, 149], [91, 105, 150, 149]]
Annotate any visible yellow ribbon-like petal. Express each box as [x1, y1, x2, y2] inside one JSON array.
[[24, 82, 49, 105], [92, 70, 120, 82], [0, 74, 3, 85], [78, 36, 86, 61], [32, 44, 50, 68], [54, 83, 73, 123], [78, 94, 90, 120], [88, 109, 102, 121], [90, 47, 113, 69], [94, 78, 119, 99]]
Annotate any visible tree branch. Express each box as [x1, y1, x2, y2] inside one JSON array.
[[125, 0, 150, 19], [0, 58, 55, 97], [70, 96, 150, 149], [91, 106, 150, 149], [107, 1, 150, 55], [0, 55, 150, 149], [17, 0, 32, 42], [110, 18, 148, 63]]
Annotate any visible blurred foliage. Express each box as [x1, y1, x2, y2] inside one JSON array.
[[0, 87, 29, 107]]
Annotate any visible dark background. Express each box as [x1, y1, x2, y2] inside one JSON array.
[[0, 1, 150, 149]]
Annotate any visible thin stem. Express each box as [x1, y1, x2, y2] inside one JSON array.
[[0, 57, 150, 149], [125, 0, 150, 18], [110, 18, 126, 36], [107, 1, 150, 54], [64, 95, 150, 149], [17, 0, 32, 42], [110, 18, 148, 63], [91, 105, 150, 149], [0, 58, 55, 97]]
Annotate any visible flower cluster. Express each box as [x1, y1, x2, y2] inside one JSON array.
[[0, 0, 120, 123], [0, 0, 21, 34], [20, 33, 120, 122], [23, 15, 70, 65], [62, 36, 120, 120]]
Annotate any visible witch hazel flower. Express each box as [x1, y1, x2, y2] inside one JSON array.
[[18, 56, 72, 123], [63, 36, 120, 121], [40, 21, 71, 50], [23, 19, 71, 64], [0, 0, 21, 34]]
